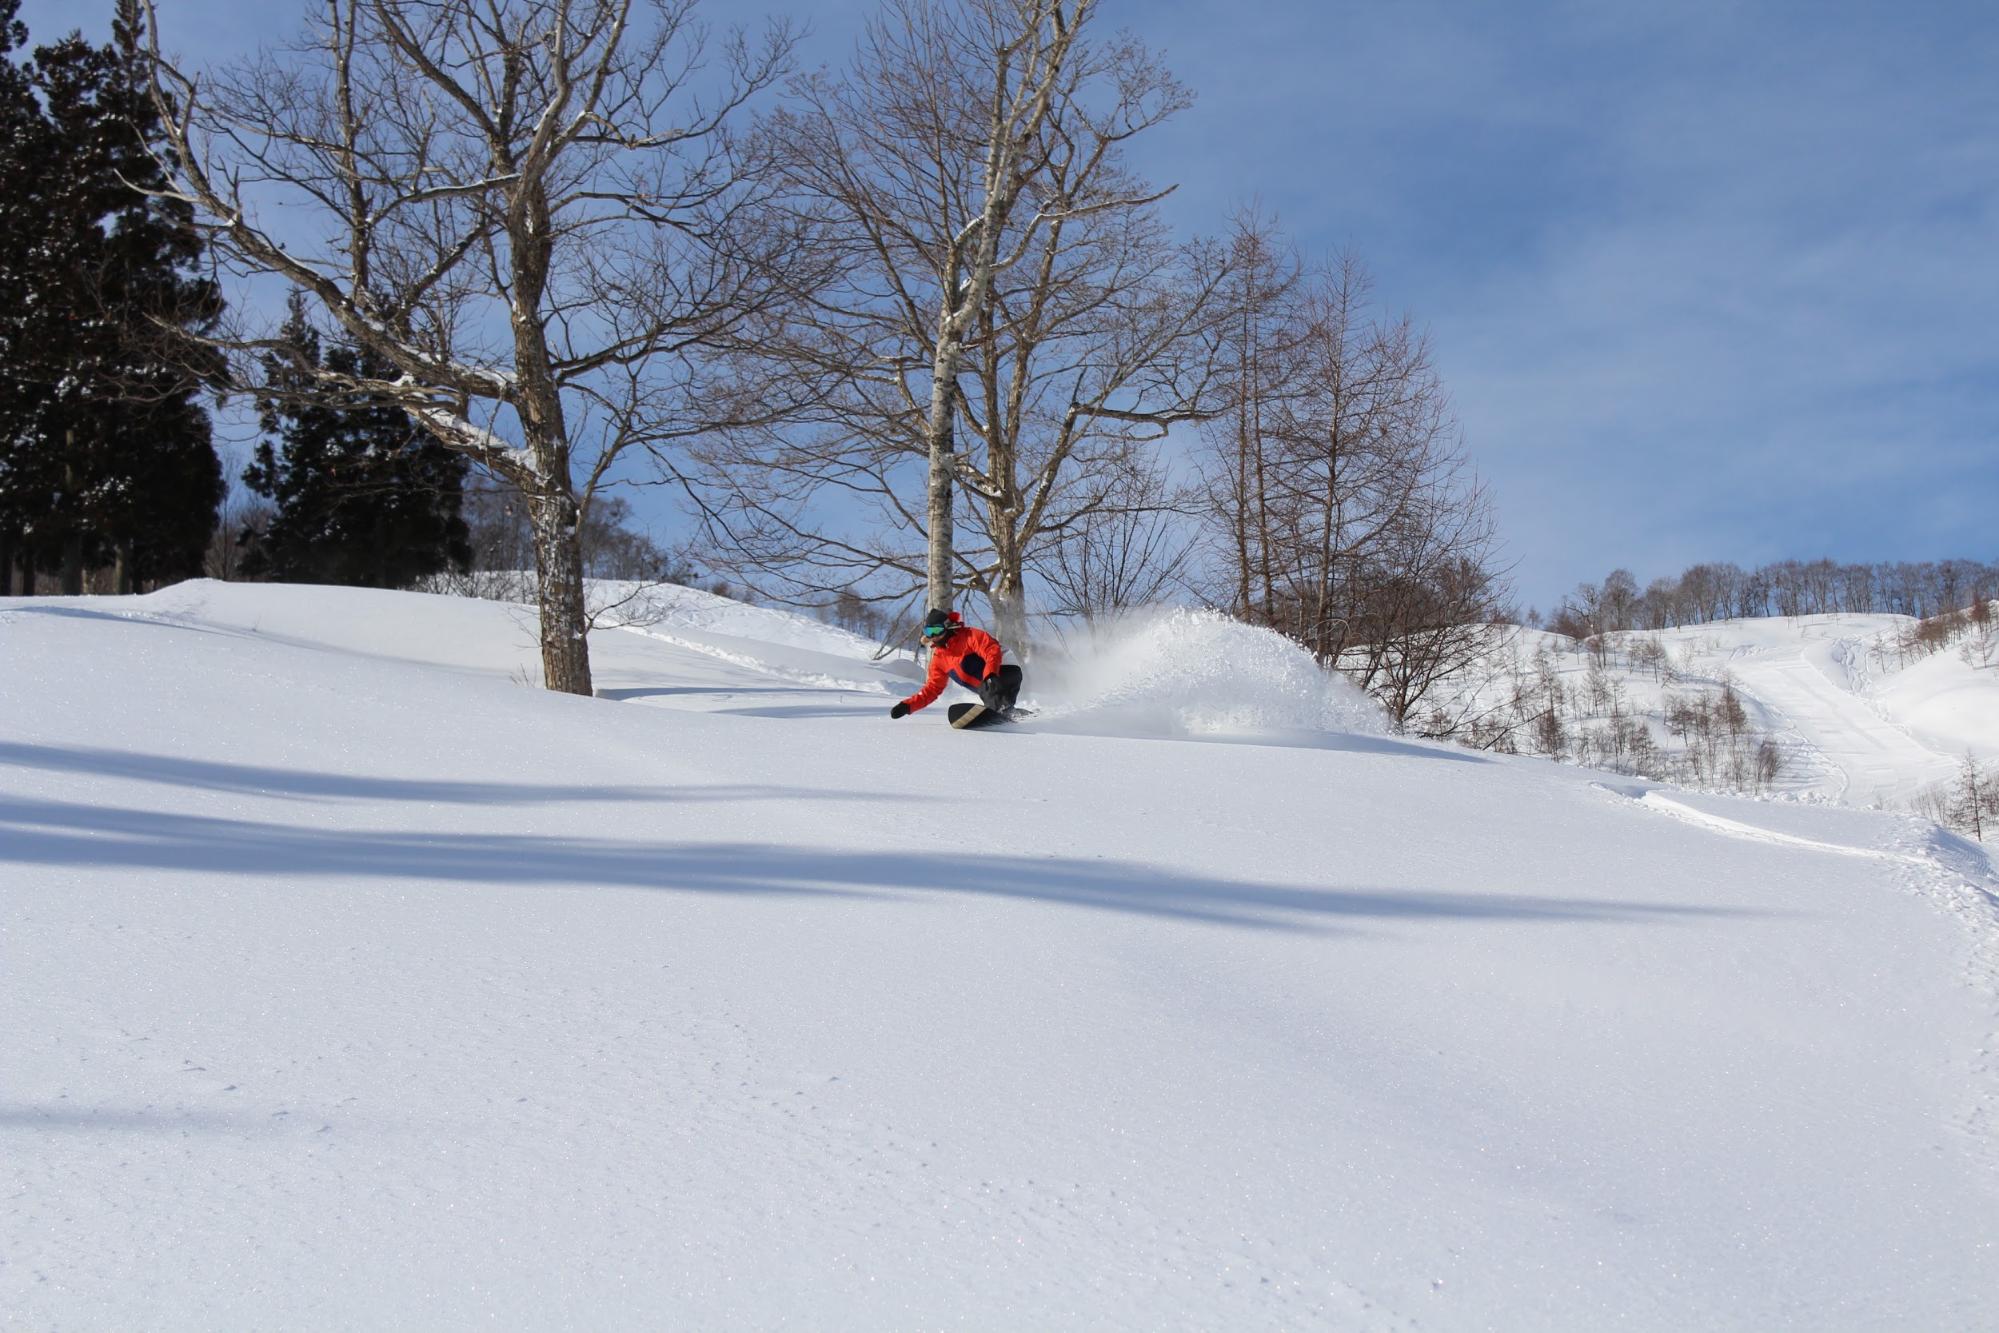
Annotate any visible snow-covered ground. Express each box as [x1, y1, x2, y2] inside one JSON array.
[[5, 582, 1997, 1329], [1715, 616, 1962, 805], [1455, 612, 1999, 811]]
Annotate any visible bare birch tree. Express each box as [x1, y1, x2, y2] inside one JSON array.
[[694, 0, 1206, 641], [140, 0, 797, 693]]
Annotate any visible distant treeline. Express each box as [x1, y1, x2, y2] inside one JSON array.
[[1541, 559, 1999, 638]]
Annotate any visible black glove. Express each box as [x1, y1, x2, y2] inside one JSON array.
[[890, 701, 911, 719]]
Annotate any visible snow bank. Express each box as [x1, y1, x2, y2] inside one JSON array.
[[1032, 607, 1387, 739]]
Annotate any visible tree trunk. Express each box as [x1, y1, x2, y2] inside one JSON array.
[[1312, 446, 1339, 661], [0, 530, 12, 596], [60, 440, 84, 594], [60, 534, 84, 596], [115, 543, 135, 595], [1232, 301, 1255, 620], [530, 489, 593, 697], [924, 368, 958, 614], [1233, 406, 1253, 618], [990, 557, 1028, 657], [503, 159, 599, 699], [1253, 428, 1274, 625]]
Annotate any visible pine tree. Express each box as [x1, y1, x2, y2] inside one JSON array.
[[0, 0, 47, 592], [243, 295, 471, 589], [90, 0, 225, 590], [4, 0, 222, 594]]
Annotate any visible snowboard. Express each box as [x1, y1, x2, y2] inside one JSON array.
[[948, 701, 1017, 730]]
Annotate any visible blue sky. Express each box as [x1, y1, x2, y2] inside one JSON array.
[[26, 0, 1998, 611]]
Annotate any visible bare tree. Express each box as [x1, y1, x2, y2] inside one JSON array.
[[1033, 460, 1193, 626], [1953, 752, 1991, 842], [1341, 500, 1508, 730], [1274, 256, 1467, 666], [695, 0, 1205, 642], [1196, 243, 1504, 714], [439, 479, 687, 609], [204, 493, 276, 580], [1193, 239, 1507, 730], [1608, 557, 1999, 632], [140, 0, 797, 693], [1598, 568, 1639, 632], [1191, 208, 1305, 623], [953, 163, 1224, 647]]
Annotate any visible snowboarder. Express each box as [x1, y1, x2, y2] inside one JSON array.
[[889, 608, 1024, 725]]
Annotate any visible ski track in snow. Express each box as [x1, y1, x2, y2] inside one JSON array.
[[1721, 622, 1959, 806], [1603, 777, 1999, 1182], [612, 622, 903, 697], [1627, 788, 1926, 864]]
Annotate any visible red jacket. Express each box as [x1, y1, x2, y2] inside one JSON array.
[[903, 625, 1004, 713]]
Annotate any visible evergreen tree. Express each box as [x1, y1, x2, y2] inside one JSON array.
[[244, 295, 472, 589], [2, 0, 222, 593], [0, 0, 47, 591], [91, 0, 224, 589]]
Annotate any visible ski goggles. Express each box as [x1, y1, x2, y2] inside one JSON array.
[[921, 623, 950, 640]]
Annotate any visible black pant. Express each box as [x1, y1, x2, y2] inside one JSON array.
[[979, 663, 1023, 711]]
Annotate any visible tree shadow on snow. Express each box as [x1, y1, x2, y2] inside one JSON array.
[[2, 604, 261, 642], [598, 685, 887, 720], [0, 741, 907, 808], [0, 793, 1754, 934], [715, 703, 890, 720], [1026, 716, 1491, 764], [598, 684, 851, 701], [0, 1103, 297, 1136], [1210, 729, 1492, 764]]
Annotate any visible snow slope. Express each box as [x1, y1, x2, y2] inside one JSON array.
[[4, 583, 1998, 1330], [1464, 613, 1999, 809], [1872, 636, 1999, 766], [1716, 616, 1961, 804]]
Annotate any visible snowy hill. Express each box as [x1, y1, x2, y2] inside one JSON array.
[[4, 582, 1998, 1329], [1438, 612, 1999, 815]]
